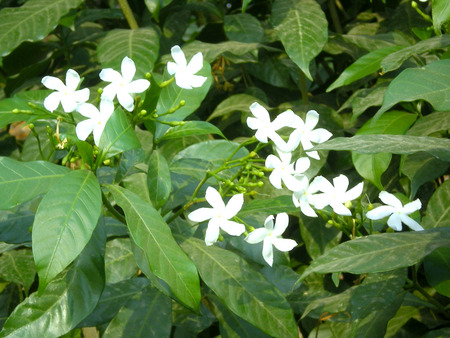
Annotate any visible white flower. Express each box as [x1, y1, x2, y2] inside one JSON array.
[[366, 191, 423, 231], [42, 69, 90, 113], [167, 45, 207, 90], [265, 151, 310, 191], [247, 103, 298, 151], [245, 213, 297, 266], [292, 176, 325, 217], [188, 187, 245, 246], [99, 56, 150, 112], [76, 99, 114, 146], [314, 175, 364, 216], [286, 110, 332, 159]]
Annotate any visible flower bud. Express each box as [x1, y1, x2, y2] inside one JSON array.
[[103, 159, 111, 166], [344, 201, 352, 209], [97, 88, 103, 95], [12, 108, 20, 113], [257, 181, 264, 187], [245, 163, 252, 170], [145, 72, 151, 79], [28, 123, 35, 130], [179, 100, 186, 106], [368, 203, 374, 211]]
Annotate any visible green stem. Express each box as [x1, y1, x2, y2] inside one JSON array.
[[102, 191, 126, 224], [30, 128, 45, 160], [118, 0, 139, 29], [328, 0, 343, 34]]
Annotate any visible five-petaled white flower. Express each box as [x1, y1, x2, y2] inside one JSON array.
[[314, 174, 364, 216], [99, 56, 150, 112], [292, 176, 325, 217], [265, 151, 310, 191], [167, 45, 207, 90], [188, 186, 245, 246], [41, 69, 90, 113], [286, 110, 332, 159], [76, 99, 114, 146], [245, 213, 297, 266], [366, 191, 423, 231], [247, 103, 298, 151]]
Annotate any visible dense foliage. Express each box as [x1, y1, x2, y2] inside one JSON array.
[[0, 0, 449, 337]]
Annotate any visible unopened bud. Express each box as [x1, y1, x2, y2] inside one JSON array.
[[179, 100, 185, 106], [248, 226, 255, 232], [12, 108, 20, 113], [145, 72, 151, 79], [103, 159, 111, 166], [28, 123, 35, 130], [140, 109, 148, 116], [257, 181, 264, 187], [327, 220, 334, 226], [249, 151, 257, 158], [344, 201, 353, 209], [368, 203, 374, 211], [245, 163, 251, 170], [97, 88, 103, 94]]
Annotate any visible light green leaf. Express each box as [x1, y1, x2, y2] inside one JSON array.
[[103, 285, 172, 338], [224, 13, 264, 43], [242, 0, 252, 12], [147, 150, 171, 209], [271, 0, 328, 80], [424, 247, 450, 297], [327, 46, 404, 92], [0, 157, 69, 210], [33, 170, 102, 292], [385, 305, 420, 338], [376, 59, 450, 122], [0, 224, 105, 337], [105, 238, 138, 284], [298, 228, 450, 281], [423, 179, 450, 229], [299, 217, 341, 260], [179, 236, 298, 338], [313, 135, 450, 162], [0, 94, 49, 129], [99, 107, 141, 159], [159, 121, 225, 141], [97, 28, 159, 77], [381, 35, 450, 73], [0, 249, 35, 293], [144, 0, 173, 20], [0, 0, 84, 57], [238, 195, 298, 218], [106, 185, 201, 311], [207, 93, 267, 122], [154, 63, 212, 140], [432, 0, 450, 34], [406, 111, 450, 136], [352, 111, 417, 189]]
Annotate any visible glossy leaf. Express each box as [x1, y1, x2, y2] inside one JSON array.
[[0, 95, 49, 130], [298, 228, 450, 281], [0, 249, 35, 293], [376, 59, 450, 121], [147, 150, 171, 209], [271, 0, 328, 80], [432, 0, 450, 34], [0, 157, 69, 210], [179, 236, 298, 338], [406, 111, 450, 136], [424, 247, 450, 297], [0, 0, 84, 57], [159, 121, 225, 142], [0, 208, 33, 244], [99, 107, 141, 159], [0, 224, 105, 337], [103, 285, 172, 337], [97, 28, 159, 77], [105, 238, 138, 284], [313, 135, 450, 162], [224, 13, 264, 43], [327, 45, 404, 92], [381, 35, 450, 73], [33, 170, 102, 292], [238, 195, 298, 218], [106, 185, 201, 311], [423, 179, 450, 229]]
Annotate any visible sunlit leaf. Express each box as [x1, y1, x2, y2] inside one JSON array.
[[0, 249, 35, 293], [147, 150, 171, 209], [432, 0, 450, 34], [105, 238, 138, 284]]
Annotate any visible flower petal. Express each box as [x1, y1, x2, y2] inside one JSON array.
[[305, 150, 320, 160], [300, 200, 318, 217], [167, 61, 178, 75], [309, 128, 332, 144], [220, 220, 245, 236], [282, 173, 305, 192], [330, 202, 352, 216], [187, 74, 207, 88], [121, 56, 136, 83], [333, 174, 349, 194], [400, 214, 424, 231], [99, 68, 122, 83], [272, 213, 289, 237], [74, 88, 90, 104], [272, 237, 297, 252], [262, 238, 273, 266], [205, 187, 225, 210], [379, 191, 402, 209], [224, 193, 244, 218], [403, 199, 421, 215], [171, 45, 187, 67], [247, 116, 262, 131], [316, 176, 334, 194], [245, 228, 268, 244], [175, 72, 193, 90], [43, 92, 62, 112], [117, 91, 135, 112], [264, 215, 274, 231], [268, 170, 283, 189], [65, 69, 81, 91], [272, 110, 298, 130], [304, 110, 319, 131], [78, 103, 99, 119], [366, 206, 395, 220], [188, 207, 215, 222], [205, 219, 220, 246], [42, 76, 66, 91], [249, 102, 270, 123], [127, 79, 150, 93], [60, 96, 78, 113], [101, 83, 118, 101], [387, 213, 403, 231], [295, 157, 310, 173], [345, 182, 364, 202], [254, 129, 269, 143], [286, 129, 302, 152], [186, 52, 204, 74], [265, 154, 281, 169], [76, 119, 96, 141], [93, 120, 106, 146]]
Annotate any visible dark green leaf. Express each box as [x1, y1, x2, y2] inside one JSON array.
[[423, 179, 450, 229], [298, 228, 450, 281], [271, 0, 328, 80], [106, 185, 201, 311], [33, 170, 101, 292], [299, 217, 342, 260], [105, 238, 138, 284], [160, 121, 225, 141], [406, 111, 450, 136], [207, 94, 268, 122], [0, 249, 35, 293], [424, 247, 450, 297], [224, 13, 264, 43], [0, 157, 69, 210], [179, 236, 298, 338], [238, 195, 298, 218], [0, 207, 33, 244], [147, 150, 171, 209]]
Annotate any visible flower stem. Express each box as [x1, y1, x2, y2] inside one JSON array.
[[102, 191, 126, 224], [118, 0, 139, 29]]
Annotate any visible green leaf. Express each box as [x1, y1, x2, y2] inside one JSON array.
[[385, 305, 420, 338], [299, 217, 342, 260], [106, 185, 201, 311], [423, 179, 450, 229], [0, 249, 35, 293], [271, 0, 328, 80], [0, 223, 105, 337], [0, 95, 49, 130], [103, 285, 172, 337], [376, 59, 450, 121], [298, 228, 450, 281], [147, 150, 171, 209], [159, 121, 225, 142], [33, 170, 102, 292], [350, 84, 388, 121], [0, 157, 69, 210], [313, 135, 450, 162], [327, 45, 404, 92], [0, 0, 84, 57], [381, 35, 450, 73], [207, 94, 267, 122], [99, 107, 141, 159], [432, 0, 450, 34], [224, 13, 264, 43], [0, 207, 33, 244], [401, 152, 449, 199], [424, 247, 450, 297], [406, 111, 450, 136], [352, 111, 417, 189], [179, 236, 298, 338], [105, 238, 138, 284], [97, 28, 160, 77], [238, 195, 298, 218], [154, 63, 212, 140]]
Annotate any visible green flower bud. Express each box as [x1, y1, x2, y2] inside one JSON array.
[[28, 123, 35, 130], [344, 200, 352, 209], [245, 163, 252, 170], [368, 203, 374, 211], [103, 159, 111, 166], [145, 72, 151, 79], [249, 151, 257, 158], [257, 181, 264, 187], [179, 100, 186, 106], [97, 88, 103, 94], [12, 108, 20, 113]]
